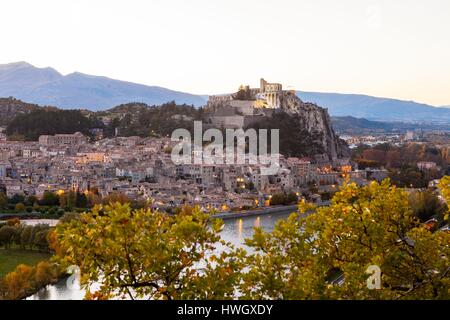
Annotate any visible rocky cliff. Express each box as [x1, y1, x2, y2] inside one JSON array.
[[0, 97, 39, 126], [205, 89, 349, 161], [279, 91, 350, 160]]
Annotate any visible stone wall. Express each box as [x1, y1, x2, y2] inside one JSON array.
[[210, 115, 245, 129]]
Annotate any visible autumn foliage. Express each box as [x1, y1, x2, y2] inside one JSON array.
[[50, 177, 450, 300], [0, 261, 60, 300]]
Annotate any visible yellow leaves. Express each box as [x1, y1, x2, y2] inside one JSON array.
[[438, 176, 450, 220], [342, 206, 351, 215], [240, 178, 450, 300], [85, 290, 111, 300], [50, 177, 450, 300], [53, 201, 242, 300], [438, 176, 450, 199], [1, 261, 60, 300], [245, 227, 267, 249], [298, 199, 316, 214], [211, 218, 224, 233], [180, 252, 191, 265]]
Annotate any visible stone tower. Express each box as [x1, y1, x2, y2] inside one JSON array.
[[260, 78, 282, 109]]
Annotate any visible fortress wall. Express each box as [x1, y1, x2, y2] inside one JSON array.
[[243, 114, 267, 127], [228, 100, 256, 115], [210, 115, 245, 129]]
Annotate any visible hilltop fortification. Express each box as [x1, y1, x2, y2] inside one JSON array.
[[205, 78, 349, 161]]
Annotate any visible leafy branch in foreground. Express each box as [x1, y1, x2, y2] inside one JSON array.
[[439, 176, 450, 223], [241, 179, 450, 299], [53, 178, 450, 300], [53, 203, 245, 300]]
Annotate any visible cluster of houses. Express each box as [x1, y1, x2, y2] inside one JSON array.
[[0, 132, 388, 211]]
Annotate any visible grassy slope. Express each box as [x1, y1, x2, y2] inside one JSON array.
[[0, 249, 51, 278]]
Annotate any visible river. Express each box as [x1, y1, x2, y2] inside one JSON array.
[[27, 210, 293, 300]]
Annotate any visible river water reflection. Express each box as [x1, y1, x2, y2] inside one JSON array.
[[28, 211, 292, 300]]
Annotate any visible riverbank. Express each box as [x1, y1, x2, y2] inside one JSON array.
[[213, 201, 329, 220], [0, 249, 63, 300], [0, 213, 41, 220], [213, 204, 299, 220], [28, 209, 296, 300], [0, 213, 61, 221]]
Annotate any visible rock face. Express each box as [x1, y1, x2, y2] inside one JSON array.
[[206, 88, 349, 161], [0, 97, 39, 125], [279, 91, 350, 160]]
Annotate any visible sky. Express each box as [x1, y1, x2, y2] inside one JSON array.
[[0, 0, 449, 106]]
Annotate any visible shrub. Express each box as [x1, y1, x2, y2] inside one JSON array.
[[15, 203, 26, 213], [285, 192, 298, 205], [270, 193, 286, 206]]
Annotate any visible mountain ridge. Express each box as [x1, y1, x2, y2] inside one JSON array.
[[297, 91, 450, 124], [1, 61, 450, 123], [0, 62, 207, 109]]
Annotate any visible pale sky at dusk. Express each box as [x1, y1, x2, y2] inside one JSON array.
[[1, 0, 449, 106]]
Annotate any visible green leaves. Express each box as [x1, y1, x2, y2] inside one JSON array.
[[439, 176, 450, 223], [241, 179, 450, 300], [54, 178, 450, 300], [54, 203, 243, 300]]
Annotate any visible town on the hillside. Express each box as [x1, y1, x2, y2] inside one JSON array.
[[1, 79, 449, 217]]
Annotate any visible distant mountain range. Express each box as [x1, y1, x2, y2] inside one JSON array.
[[297, 91, 450, 124], [330, 116, 450, 134], [1, 61, 450, 123], [0, 62, 207, 109]]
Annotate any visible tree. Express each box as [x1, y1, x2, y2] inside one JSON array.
[[270, 193, 286, 206], [51, 179, 450, 300], [240, 180, 450, 299], [285, 192, 298, 205], [409, 189, 446, 222], [0, 260, 59, 300], [246, 181, 255, 191], [53, 203, 245, 300], [20, 225, 34, 250], [87, 193, 101, 208], [59, 212, 80, 224], [25, 195, 38, 207], [9, 194, 25, 205], [102, 192, 131, 205], [75, 191, 87, 208], [6, 109, 98, 141], [33, 229, 50, 252], [41, 191, 59, 206], [232, 87, 254, 101], [15, 203, 26, 213], [6, 218, 20, 226], [0, 192, 7, 209], [438, 176, 450, 223], [62, 190, 77, 209], [32, 202, 40, 212], [34, 261, 55, 287], [0, 225, 16, 249], [2, 264, 35, 299], [247, 112, 324, 158]]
